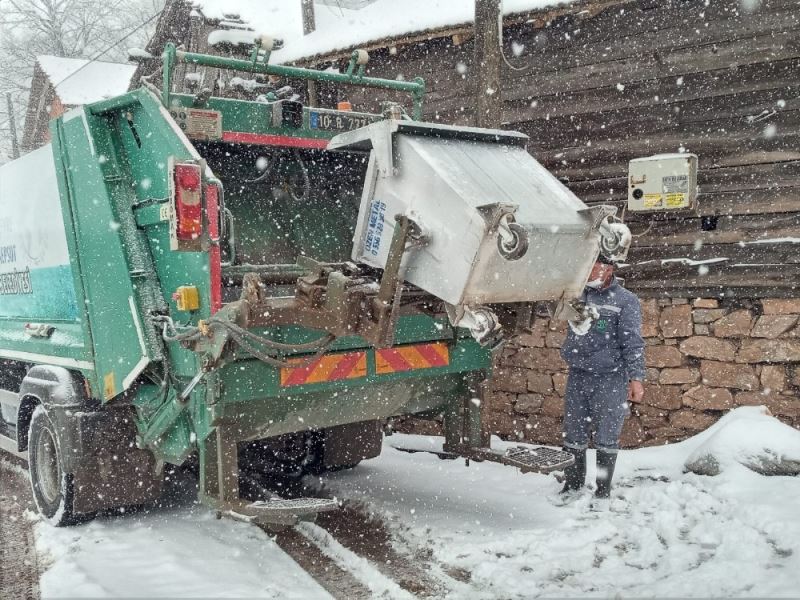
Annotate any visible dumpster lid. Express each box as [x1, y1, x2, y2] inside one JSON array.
[[328, 120, 528, 151], [328, 120, 529, 177]]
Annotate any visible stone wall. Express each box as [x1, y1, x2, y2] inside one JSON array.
[[480, 297, 800, 448]]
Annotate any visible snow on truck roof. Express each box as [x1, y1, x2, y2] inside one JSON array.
[[195, 0, 576, 64], [36, 55, 136, 106]]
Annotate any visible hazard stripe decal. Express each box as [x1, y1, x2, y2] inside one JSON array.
[[280, 342, 451, 387], [375, 342, 450, 375], [280, 351, 367, 387]]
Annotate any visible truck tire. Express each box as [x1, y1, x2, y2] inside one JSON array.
[[28, 406, 94, 527]]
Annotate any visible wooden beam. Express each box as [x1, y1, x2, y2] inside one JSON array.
[[301, 0, 318, 107], [474, 0, 502, 128]]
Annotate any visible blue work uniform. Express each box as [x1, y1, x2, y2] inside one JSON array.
[[559, 278, 646, 452]]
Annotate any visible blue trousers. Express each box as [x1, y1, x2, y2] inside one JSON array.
[[563, 369, 628, 452]]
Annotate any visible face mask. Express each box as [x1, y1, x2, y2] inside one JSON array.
[[586, 278, 604, 289]]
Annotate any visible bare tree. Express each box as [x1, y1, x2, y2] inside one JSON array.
[[0, 0, 164, 162]]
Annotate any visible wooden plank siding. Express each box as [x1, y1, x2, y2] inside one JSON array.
[[149, 0, 799, 298], [331, 0, 800, 298]]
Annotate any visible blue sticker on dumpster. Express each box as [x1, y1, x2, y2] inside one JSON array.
[[364, 199, 386, 256]]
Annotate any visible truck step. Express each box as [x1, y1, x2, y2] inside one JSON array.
[[247, 497, 340, 518], [501, 446, 574, 474]]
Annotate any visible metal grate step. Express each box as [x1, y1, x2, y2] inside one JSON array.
[[501, 446, 574, 474], [247, 497, 339, 517]]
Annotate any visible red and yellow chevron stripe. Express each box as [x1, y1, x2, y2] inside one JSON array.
[[375, 342, 450, 374], [280, 351, 367, 387]]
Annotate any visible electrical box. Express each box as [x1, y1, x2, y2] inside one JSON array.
[[627, 153, 698, 212]]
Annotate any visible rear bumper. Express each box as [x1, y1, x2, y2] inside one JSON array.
[[213, 339, 491, 441]]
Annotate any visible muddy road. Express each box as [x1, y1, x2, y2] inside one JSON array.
[[0, 459, 40, 600]]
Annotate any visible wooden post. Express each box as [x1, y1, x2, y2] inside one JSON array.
[[301, 0, 316, 34], [301, 0, 319, 107], [474, 0, 503, 128], [6, 93, 19, 159]]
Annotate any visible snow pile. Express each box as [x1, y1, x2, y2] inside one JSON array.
[[193, 0, 353, 44], [36, 56, 136, 106], [194, 0, 576, 64], [208, 28, 260, 48], [274, 0, 576, 63], [685, 406, 800, 476]]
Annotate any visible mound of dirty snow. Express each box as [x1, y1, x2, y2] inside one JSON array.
[[685, 406, 800, 476]]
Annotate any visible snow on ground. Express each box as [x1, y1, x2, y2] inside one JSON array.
[[35, 500, 329, 599], [321, 408, 800, 598], [32, 407, 800, 598]]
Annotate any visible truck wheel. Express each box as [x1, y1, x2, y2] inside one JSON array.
[[28, 406, 93, 527]]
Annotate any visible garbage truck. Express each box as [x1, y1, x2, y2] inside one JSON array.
[[0, 42, 631, 526]]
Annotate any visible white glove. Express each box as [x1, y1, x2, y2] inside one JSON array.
[[568, 306, 599, 336]]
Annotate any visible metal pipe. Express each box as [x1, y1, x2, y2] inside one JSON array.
[[162, 44, 426, 117], [162, 43, 177, 106]]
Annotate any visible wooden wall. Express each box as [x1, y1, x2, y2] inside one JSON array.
[[339, 0, 800, 298]]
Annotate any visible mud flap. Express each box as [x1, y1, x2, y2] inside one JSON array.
[[70, 409, 162, 513], [322, 421, 382, 470]]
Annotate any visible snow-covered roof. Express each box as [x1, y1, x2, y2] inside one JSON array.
[[36, 55, 137, 106], [193, 0, 356, 46], [194, 0, 576, 64]]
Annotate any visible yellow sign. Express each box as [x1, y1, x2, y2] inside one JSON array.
[[173, 286, 200, 311], [665, 192, 686, 207], [643, 193, 663, 208], [103, 372, 116, 399]]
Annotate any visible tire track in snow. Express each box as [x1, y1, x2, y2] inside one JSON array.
[[314, 503, 458, 598], [296, 521, 414, 599], [270, 526, 373, 600]]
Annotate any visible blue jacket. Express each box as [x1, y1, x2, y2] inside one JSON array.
[[560, 279, 646, 381]]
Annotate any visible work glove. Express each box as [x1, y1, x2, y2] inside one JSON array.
[[568, 306, 599, 336]]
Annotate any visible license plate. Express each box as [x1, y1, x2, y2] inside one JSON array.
[[309, 110, 374, 132]]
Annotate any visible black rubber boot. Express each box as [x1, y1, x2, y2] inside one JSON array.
[[560, 447, 586, 494], [595, 450, 618, 498]]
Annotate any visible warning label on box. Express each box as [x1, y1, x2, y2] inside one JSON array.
[[644, 193, 663, 208], [662, 174, 688, 193], [665, 193, 686, 207]]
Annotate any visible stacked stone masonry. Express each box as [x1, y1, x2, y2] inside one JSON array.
[[478, 297, 800, 448], [396, 298, 800, 447]]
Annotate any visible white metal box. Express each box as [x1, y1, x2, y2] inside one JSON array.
[[627, 153, 698, 212]]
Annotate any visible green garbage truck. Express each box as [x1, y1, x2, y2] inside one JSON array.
[[0, 42, 630, 526]]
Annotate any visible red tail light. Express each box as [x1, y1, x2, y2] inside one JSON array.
[[173, 163, 202, 240]]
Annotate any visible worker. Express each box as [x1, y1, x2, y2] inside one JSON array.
[[558, 256, 645, 500]]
